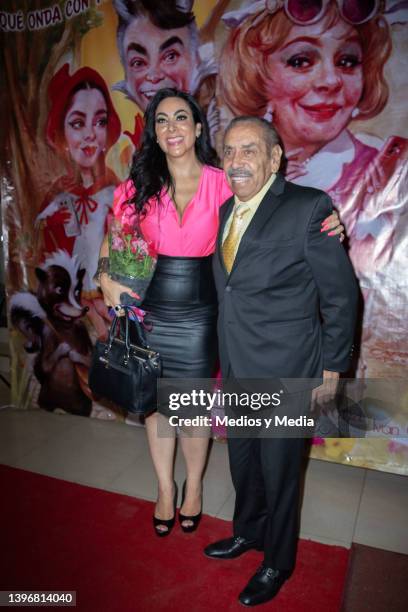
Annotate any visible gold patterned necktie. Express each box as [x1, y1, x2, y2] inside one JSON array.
[[222, 204, 250, 273]]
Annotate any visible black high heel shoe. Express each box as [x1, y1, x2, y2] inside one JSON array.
[[153, 482, 178, 538], [179, 480, 202, 533]]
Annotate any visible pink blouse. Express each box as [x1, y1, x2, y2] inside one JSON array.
[[112, 166, 232, 256]]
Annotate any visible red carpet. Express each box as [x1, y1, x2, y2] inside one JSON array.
[[1, 465, 349, 611], [342, 543, 408, 612]]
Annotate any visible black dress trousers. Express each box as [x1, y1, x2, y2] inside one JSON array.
[[227, 435, 305, 572]]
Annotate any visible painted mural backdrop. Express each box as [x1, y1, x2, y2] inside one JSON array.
[[1, 0, 407, 473]]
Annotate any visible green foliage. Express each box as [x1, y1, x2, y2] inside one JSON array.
[[109, 233, 156, 280]]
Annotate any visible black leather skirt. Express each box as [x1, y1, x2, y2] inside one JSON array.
[[140, 255, 218, 378]]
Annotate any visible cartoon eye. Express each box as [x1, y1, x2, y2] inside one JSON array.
[[69, 119, 84, 129], [337, 54, 361, 70], [130, 57, 147, 69], [95, 116, 108, 128], [287, 54, 312, 69], [55, 286, 63, 295], [162, 50, 180, 64]]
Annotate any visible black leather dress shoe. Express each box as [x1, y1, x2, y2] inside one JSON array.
[[204, 536, 260, 560], [238, 565, 289, 606]]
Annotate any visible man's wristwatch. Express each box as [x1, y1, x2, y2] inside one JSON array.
[[93, 257, 110, 287]]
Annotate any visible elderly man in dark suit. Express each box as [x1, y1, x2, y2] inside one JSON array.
[[204, 117, 358, 606]]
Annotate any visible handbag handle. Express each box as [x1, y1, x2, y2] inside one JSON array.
[[126, 309, 149, 349], [107, 308, 131, 354], [107, 306, 149, 353]]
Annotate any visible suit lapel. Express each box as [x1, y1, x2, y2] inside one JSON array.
[[230, 173, 286, 275]]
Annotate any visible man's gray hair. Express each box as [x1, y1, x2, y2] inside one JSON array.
[[224, 116, 283, 156]]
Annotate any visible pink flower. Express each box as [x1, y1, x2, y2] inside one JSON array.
[[130, 238, 139, 254], [111, 236, 125, 251], [137, 239, 148, 253], [129, 237, 149, 255]]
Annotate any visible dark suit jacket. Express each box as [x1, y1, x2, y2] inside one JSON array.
[[212, 173, 358, 380]]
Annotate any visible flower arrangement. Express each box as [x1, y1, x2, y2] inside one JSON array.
[[108, 217, 157, 307]]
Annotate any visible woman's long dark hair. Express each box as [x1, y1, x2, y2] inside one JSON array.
[[128, 88, 218, 216]]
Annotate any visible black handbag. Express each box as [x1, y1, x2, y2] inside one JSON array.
[[88, 306, 162, 414]]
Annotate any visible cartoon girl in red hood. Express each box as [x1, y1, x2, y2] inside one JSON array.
[[38, 64, 121, 338]]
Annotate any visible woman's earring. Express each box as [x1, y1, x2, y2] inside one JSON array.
[[263, 104, 274, 123], [351, 107, 360, 118]]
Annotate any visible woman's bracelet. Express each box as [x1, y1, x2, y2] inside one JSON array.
[[93, 257, 110, 287]]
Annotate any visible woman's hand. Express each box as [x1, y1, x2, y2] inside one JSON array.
[[321, 211, 345, 242], [99, 273, 140, 315]]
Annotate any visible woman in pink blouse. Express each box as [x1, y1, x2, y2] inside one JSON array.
[[97, 88, 341, 537]]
